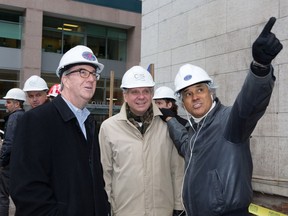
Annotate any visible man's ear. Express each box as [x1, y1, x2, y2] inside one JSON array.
[[167, 101, 173, 109], [61, 76, 69, 89], [123, 92, 128, 103]]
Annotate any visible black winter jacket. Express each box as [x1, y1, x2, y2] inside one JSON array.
[[0, 109, 25, 167], [10, 95, 110, 216], [167, 69, 275, 216]]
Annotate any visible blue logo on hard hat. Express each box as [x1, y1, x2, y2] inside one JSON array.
[[184, 75, 192, 81], [82, 52, 96, 61]]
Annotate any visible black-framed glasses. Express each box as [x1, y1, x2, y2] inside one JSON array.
[[66, 68, 100, 81]]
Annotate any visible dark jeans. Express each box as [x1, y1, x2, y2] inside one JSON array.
[[0, 166, 10, 216]]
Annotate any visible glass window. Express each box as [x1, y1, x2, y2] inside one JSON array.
[[0, 69, 19, 98], [63, 33, 84, 53], [42, 16, 127, 61], [43, 17, 85, 53], [107, 28, 127, 61], [42, 29, 62, 53], [0, 9, 22, 48], [86, 25, 106, 37], [0, 9, 22, 22], [87, 36, 106, 58], [107, 38, 126, 61]]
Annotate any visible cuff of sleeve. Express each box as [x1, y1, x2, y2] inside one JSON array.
[[251, 61, 270, 77]]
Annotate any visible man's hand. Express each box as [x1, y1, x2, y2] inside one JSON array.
[[159, 108, 175, 122], [252, 17, 283, 66]]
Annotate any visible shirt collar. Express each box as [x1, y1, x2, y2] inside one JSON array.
[[61, 96, 90, 124]]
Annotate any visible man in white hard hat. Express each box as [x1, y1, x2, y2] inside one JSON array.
[[0, 88, 25, 216], [99, 66, 185, 216], [10, 45, 110, 216], [160, 17, 283, 216], [23, 75, 49, 108], [153, 86, 187, 126]]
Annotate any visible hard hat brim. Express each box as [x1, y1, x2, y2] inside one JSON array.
[[57, 62, 104, 78]]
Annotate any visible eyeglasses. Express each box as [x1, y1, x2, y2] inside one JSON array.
[[66, 68, 100, 81]]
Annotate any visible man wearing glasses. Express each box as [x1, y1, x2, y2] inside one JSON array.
[[10, 45, 110, 216]]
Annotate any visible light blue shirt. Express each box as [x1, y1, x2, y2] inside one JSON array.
[[62, 96, 90, 139]]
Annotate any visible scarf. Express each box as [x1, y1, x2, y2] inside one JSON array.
[[126, 104, 153, 134]]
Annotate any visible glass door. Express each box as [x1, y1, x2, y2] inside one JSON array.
[[63, 32, 85, 53]]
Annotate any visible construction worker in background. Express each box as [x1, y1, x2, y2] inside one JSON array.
[[153, 86, 187, 126], [99, 66, 185, 216], [10, 45, 110, 216], [0, 88, 26, 216], [23, 75, 49, 108], [47, 83, 61, 101], [160, 17, 283, 216]]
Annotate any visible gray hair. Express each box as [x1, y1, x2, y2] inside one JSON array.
[[176, 81, 218, 101], [60, 69, 70, 91]]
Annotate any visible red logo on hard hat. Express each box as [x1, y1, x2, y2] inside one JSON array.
[[82, 52, 96, 61]]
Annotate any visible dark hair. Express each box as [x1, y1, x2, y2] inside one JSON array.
[[163, 98, 178, 115]]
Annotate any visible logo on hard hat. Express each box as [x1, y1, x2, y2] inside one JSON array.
[[184, 75, 192, 81], [134, 73, 145, 81], [82, 52, 96, 61]]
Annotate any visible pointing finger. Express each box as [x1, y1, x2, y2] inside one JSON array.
[[260, 17, 276, 37]]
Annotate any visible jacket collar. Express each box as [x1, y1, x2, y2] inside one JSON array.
[[52, 95, 95, 138], [4, 108, 25, 122], [52, 95, 79, 122]]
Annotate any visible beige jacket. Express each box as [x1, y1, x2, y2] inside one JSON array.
[[99, 102, 184, 216]]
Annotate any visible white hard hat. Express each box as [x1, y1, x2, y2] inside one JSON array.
[[120, 66, 155, 89], [23, 75, 48, 92], [48, 84, 61, 97], [3, 88, 26, 101], [174, 64, 212, 93], [153, 86, 176, 100], [56, 45, 104, 77]]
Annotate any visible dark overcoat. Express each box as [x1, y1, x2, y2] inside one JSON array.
[[10, 95, 110, 216]]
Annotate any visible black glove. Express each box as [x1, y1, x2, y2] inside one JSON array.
[[173, 209, 186, 216], [159, 108, 175, 122], [252, 17, 283, 66]]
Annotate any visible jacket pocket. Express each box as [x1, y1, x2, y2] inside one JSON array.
[[207, 169, 225, 214]]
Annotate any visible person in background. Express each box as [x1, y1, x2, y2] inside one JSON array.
[[99, 66, 185, 216], [0, 88, 26, 216], [160, 17, 283, 216], [10, 45, 110, 216], [23, 75, 49, 108], [47, 83, 61, 101], [153, 86, 187, 126]]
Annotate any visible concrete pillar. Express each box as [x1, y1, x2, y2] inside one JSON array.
[[20, 8, 43, 88]]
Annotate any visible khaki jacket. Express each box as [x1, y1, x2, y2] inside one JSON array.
[[99, 102, 184, 216]]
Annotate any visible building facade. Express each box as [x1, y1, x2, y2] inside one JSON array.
[[0, 0, 142, 128], [141, 0, 288, 207]]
